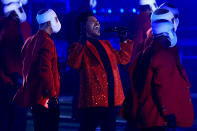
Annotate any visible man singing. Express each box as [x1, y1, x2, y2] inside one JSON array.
[[67, 11, 133, 131]]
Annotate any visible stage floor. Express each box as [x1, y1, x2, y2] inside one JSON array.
[[25, 95, 197, 131]]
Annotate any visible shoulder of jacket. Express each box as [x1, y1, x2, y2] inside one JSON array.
[[99, 40, 112, 47], [152, 48, 174, 67], [41, 36, 55, 46]]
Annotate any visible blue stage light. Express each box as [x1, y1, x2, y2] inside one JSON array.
[[108, 9, 112, 14], [120, 8, 124, 13], [132, 8, 137, 13], [93, 9, 96, 14], [100, 8, 105, 13]]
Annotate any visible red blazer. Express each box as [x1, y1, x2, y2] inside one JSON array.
[[14, 30, 60, 108], [132, 11, 151, 44], [20, 21, 32, 42], [0, 17, 32, 87], [123, 40, 194, 128], [67, 40, 133, 108]]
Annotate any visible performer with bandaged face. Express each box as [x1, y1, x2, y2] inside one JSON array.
[[14, 9, 61, 131], [151, 5, 191, 100], [67, 11, 133, 131], [0, 0, 31, 130], [122, 8, 194, 131], [1, 0, 31, 39]]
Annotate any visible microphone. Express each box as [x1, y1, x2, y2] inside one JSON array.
[[104, 26, 128, 33]]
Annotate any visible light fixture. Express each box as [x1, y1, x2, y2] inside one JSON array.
[[120, 8, 124, 13], [93, 9, 96, 14], [132, 8, 137, 13], [108, 9, 112, 14]]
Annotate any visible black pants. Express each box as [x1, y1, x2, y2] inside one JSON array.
[[79, 107, 118, 131], [31, 104, 60, 131], [0, 87, 13, 131], [126, 124, 177, 131], [0, 84, 26, 131], [125, 121, 140, 131], [141, 127, 166, 131]]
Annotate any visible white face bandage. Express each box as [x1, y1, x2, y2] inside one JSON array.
[[1, 0, 28, 5], [3, 2, 27, 23], [152, 21, 177, 47], [139, 0, 158, 12], [36, 9, 61, 33], [1, 0, 19, 4], [151, 9, 174, 24], [159, 3, 179, 31], [89, 0, 97, 8], [173, 18, 179, 31], [20, 0, 28, 5]]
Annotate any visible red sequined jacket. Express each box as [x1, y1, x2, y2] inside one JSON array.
[[67, 40, 133, 108]]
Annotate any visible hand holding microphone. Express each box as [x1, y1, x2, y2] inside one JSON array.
[[104, 26, 129, 42]]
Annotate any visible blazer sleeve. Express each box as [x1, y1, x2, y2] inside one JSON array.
[[106, 40, 133, 65], [152, 50, 175, 117], [38, 39, 56, 98], [0, 69, 13, 86], [0, 20, 13, 85], [67, 42, 85, 69], [0, 20, 6, 46], [0, 29, 4, 46], [20, 21, 32, 41]]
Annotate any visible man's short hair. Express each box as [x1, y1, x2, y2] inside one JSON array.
[[37, 9, 49, 15], [75, 10, 94, 35]]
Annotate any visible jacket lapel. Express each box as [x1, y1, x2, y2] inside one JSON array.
[[86, 40, 105, 69], [99, 40, 113, 67]]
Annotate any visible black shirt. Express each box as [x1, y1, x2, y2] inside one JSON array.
[[87, 37, 114, 107]]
